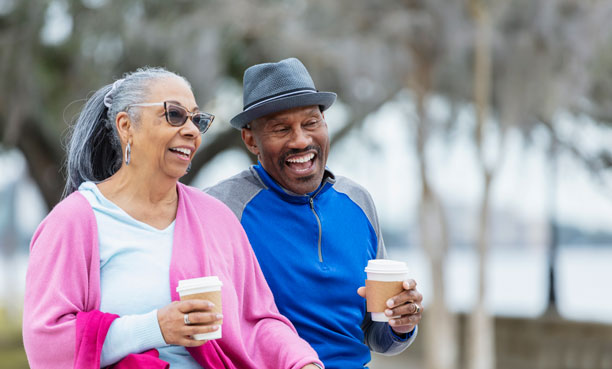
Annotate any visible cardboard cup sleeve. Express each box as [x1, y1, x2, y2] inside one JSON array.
[[180, 291, 223, 324], [365, 280, 404, 313]]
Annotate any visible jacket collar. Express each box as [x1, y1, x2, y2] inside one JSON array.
[[251, 162, 336, 204]]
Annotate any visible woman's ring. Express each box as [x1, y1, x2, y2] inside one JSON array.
[[414, 304, 420, 314], [184, 313, 192, 325]]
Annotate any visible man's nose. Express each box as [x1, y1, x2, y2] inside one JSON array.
[[287, 127, 311, 148]]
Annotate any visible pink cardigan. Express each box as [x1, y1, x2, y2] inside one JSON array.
[[23, 183, 322, 369]]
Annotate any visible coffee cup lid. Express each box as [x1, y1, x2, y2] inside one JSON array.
[[364, 259, 409, 274], [176, 276, 223, 293]]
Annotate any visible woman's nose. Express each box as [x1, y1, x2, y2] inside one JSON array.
[[180, 117, 200, 137]]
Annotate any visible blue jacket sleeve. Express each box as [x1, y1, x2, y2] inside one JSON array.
[[361, 313, 417, 355]]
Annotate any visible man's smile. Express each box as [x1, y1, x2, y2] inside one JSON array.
[[285, 152, 316, 173]]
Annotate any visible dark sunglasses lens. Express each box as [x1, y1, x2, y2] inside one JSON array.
[[193, 114, 213, 133], [166, 105, 187, 126]]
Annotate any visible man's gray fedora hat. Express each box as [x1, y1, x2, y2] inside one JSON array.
[[230, 57, 337, 129]]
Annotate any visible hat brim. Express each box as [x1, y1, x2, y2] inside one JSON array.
[[230, 91, 337, 129]]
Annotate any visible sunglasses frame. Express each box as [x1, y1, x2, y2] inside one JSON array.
[[126, 101, 214, 134]]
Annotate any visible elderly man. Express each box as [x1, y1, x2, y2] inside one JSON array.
[[206, 58, 422, 369]]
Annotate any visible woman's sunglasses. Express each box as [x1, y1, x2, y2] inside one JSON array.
[[127, 101, 215, 134]]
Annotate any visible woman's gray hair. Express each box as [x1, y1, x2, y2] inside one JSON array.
[[63, 67, 191, 197]]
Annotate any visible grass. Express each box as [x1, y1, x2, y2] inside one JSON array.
[[0, 309, 29, 369]]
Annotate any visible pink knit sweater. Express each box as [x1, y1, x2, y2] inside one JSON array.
[[23, 183, 322, 369]]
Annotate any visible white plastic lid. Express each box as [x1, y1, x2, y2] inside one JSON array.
[[364, 259, 409, 274], [176, 276, 222, 293]]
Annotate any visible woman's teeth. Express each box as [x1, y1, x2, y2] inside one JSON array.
[[170, 147, 191, 156]]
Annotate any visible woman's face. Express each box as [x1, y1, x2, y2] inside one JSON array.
[[129, 76, 202, 180]]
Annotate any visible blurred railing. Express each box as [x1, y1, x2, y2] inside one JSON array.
[[370, 313, 612, 369]]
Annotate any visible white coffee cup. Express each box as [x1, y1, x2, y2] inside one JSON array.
[[176, 276, 223, 340], [364, 259, 410, 322]]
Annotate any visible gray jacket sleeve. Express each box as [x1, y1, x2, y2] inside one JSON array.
[[333, 176, 386, 259], [203, 168, 264, 221], [335, 176, 417, 354]]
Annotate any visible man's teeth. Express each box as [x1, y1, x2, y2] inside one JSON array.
[[171, 148, 191, 156], [287, 153, 314, 163]]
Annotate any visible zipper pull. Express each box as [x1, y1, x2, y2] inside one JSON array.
[[309, 197, 314, 208]]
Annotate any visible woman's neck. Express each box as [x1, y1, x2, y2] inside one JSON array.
[[96, 166, 179, 229], [101, 166, 176, 201]]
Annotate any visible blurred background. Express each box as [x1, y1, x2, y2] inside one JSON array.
[[1, 0, 612, 368]]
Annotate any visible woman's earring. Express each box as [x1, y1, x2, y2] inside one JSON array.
[[125, 142, 131, 165], [186, 162, 192, 174]]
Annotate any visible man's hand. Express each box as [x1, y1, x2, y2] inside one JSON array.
[[358, 279, 423, 335]]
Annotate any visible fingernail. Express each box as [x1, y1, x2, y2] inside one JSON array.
[[208, 302, 215, 308], [212, 325, 220, 330], [389, 319, 396, 326], [385, 309, 393, 316], [386, 299, 394, 308], [216, 314, 223, 320]]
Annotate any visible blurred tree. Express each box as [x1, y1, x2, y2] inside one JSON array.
[[0, 0, 411, 208], [467, 0, 496, 368], [486, 0, 612, 322], [0, 0, 228, 208], [462, 1, 612, 368], [400, 2, 459, 369]]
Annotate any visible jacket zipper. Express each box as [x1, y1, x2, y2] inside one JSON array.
[[309, 197, 323, 262]]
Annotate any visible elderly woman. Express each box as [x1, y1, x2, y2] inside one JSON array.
[[22, 67, 322, 369]]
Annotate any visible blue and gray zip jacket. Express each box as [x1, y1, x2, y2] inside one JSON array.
[[205, 164, 416, 369]]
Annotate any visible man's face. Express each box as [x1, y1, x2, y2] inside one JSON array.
[[242, 105, 330, 195]]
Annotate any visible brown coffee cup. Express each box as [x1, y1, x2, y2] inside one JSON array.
[[364, 260, 410, 322], [176, 276, 223, 340]]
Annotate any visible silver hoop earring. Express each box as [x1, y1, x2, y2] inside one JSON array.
[[125, 142, 131, 165], [186, 162, 192, 174]]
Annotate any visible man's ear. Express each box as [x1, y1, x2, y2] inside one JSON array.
[[116, 111, 132, 143], [241, 127, 260, 156]]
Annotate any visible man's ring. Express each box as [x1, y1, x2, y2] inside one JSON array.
[[184, 313, 192, 325], [414, 304, 420, 314]]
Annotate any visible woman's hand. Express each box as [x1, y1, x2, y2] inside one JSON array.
[[300, 365, 322, 369], [157, 299, 223, 347]]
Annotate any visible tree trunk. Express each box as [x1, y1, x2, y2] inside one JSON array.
[[544, 124, 559, 317], [467, 171, 495, 369], [181, 128, 246, 185], [419, 186, 457, 369], [467, 1, 495, 368], [17, 119, 64, 210], [412, 58, 457, 369]]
